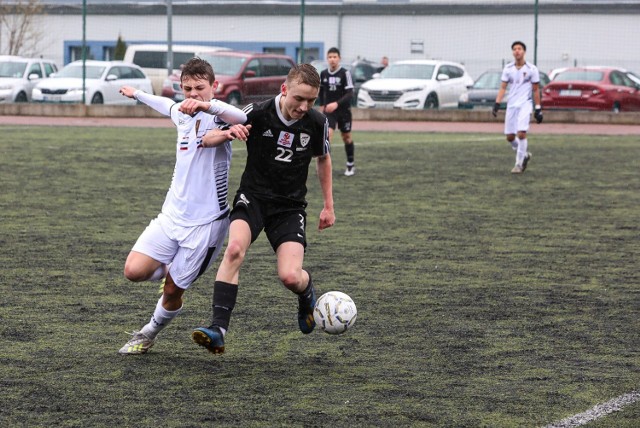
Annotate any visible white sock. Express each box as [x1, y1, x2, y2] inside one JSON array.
[[516, 138, 528, 166], [141, 296, 182, 339], [148, 264, 168, 282]]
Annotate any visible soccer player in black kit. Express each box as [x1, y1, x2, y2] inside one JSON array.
[[192, 64, 335, 354], [319, 47, 357, 176]]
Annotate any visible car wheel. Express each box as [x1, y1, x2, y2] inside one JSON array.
[[15, 92, 28, 103], [424, 93, 439, 109], [227, 92, 241, 107], [612, 102, 621, 113], [91, 93, 104, 104]]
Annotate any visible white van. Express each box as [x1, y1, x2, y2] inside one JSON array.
[[124, 44, 228, 94]]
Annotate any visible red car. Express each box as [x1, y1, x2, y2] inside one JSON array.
[[162, 51, 295, 106], [542, 67, 640, 112]]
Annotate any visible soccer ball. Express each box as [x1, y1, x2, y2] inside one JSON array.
[[313, 291, 357, 335]]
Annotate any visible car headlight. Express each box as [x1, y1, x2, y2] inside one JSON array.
[[459, 93, 468, 103], [216, 83, 225, 94], [67, 88, 86, 95], [0, 84, 12, 90], [404, 86, 425, 93], [358, 88, 368, 97]]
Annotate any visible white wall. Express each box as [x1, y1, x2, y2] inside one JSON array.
[[4, 11, 639, 79]]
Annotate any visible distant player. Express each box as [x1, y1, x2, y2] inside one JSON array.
[[117, 57, 247, 355], [493, 41, 543, 174], [192, 64, 335, 354], [319, 47, 357, 176]]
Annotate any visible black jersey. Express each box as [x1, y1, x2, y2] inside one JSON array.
[[319, 67, 354, 110], [238, 95, 330, 205]]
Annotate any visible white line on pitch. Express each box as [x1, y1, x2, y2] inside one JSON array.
[[543, 390, 640, 428]]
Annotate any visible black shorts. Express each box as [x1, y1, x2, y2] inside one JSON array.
[[230, 191, 307, 251], [325, 108, 352, 133]]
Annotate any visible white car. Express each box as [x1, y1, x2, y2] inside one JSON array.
[[32, 60, 153, 105], [0, 56, 58, 103], [357, 59, 474, 109]]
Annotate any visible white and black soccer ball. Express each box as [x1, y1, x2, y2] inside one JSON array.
[[313, 291, 357, 335]]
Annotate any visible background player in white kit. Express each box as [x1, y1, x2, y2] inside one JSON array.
[[493, 41, 543, 174], [117, 57, 247, 355]]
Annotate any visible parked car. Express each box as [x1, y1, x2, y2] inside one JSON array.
[[458, 69, 550, 109], [124, 44, 228, 95], [0, 56, 58, 103], [542, 66, 640, 112], [357, 59, 474, 109], [311, 58, 382, 105], [32, 60, 153, 105], [162, 51, 295, 105]]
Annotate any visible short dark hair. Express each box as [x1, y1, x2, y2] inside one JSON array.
[[287, 63, 320, 89], [511, 41, 527, 51], [327, 47, 341, 57], [181, 57, 216, 84]]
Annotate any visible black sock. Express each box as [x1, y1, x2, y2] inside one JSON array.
[[211, 281, 238, 331], [298, 273, 314, 303], [345, 143, 355, 164]]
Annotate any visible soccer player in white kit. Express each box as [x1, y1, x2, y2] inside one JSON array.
[[117, 57, 247, 355], [493, 41, 543, 174]]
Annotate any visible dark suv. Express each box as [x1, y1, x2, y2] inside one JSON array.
[[162, 51, 295, 106]]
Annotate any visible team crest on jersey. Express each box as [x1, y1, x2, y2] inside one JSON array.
[[277, 131, 294, 148], [300, 133, 310, 147]]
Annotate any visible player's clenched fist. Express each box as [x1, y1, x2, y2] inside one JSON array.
[[534, 106, 543, 124], [492, 102, 500, 117]]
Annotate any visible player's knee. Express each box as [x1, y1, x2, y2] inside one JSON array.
[[517, 131, 527, 139], [123, 263, 146, 282], [162, 280, 184, 303], [223, 239, 246, 266], [279, 270, 301, 290]]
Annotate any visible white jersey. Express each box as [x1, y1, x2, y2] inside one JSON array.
[[501, 61, 540, 108], [134, 91, 247, 227]]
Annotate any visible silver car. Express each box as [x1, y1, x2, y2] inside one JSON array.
[[32, 60, 153, 105], [0, 56, 58, 103]]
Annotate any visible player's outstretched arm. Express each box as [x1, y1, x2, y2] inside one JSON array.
[[202, 124, 252, 148], [316, 154, 335, 230], [119, 86, 174, 116], [180, 99, 246, 125]]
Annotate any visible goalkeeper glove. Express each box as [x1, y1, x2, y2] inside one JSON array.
[[534, 105, 543, 124], [492, 102, 500, 117]]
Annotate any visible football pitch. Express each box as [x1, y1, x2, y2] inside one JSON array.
[[1, 125, 639, 427]]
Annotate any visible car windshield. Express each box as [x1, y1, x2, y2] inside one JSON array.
[[380, 64, 435, 80], [473, 72, 502, 89], [199, 54, 246, 76], [555, 71, 604, 82], [56, 65, 106, 79], [0, 61, 27, 78]]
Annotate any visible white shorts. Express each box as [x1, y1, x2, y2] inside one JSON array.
[[132, 212, 230, 289], [504, 102, 533, 135]]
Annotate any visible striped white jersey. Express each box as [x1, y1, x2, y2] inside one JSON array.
[[501, 61, 540, 108], [134, 91, 246, 226]]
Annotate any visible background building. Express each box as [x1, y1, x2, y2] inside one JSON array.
[[1, 0, 639, 79]]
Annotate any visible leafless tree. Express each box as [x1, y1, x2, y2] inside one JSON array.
[[0, 0, 45, 56]]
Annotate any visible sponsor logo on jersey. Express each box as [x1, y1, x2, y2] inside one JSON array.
[[263, 129, 274, 137], [300, 133, 310, 147], [277, 131, 294, 148]]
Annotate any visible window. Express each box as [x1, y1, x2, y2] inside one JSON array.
[[69, 46, 93, 62], [263, 47, 285, 55], [28, 62, 43, 78], [277, 58, 294, 75], [245, 59, 261, 77], [103, 46, 115, 61], [133, 51, 165, 69], [43, 62, 57, 77]]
